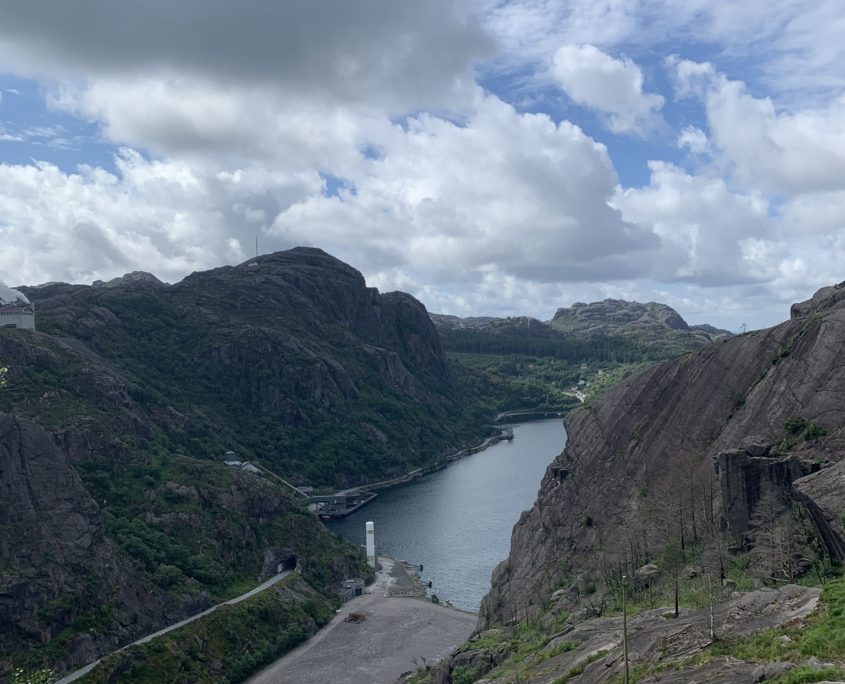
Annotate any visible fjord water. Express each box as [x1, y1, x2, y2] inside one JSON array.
[[327, 420, 566, 612]]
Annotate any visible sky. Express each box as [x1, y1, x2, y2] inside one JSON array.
[[1, 1, 844, 331]]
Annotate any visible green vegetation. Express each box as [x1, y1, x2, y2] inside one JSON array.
[[438, 325, 674, 363], [427, 519, 843, 684], [72, 451, 370, 600], [622, 574, 845, 683], [447, 353, 584, 414], [78, 576, 333, 684], [9, 283, 494, 491], [1, 325, 372, 675], [10, 668, 55, 684], [438, 307, 712, 420], [5, 443, 371, 676], [712, 575, 845, 665]]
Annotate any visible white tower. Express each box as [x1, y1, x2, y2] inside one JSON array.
[[365, 521, 376, 568]]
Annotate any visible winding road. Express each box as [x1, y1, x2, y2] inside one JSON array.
[[55, 570, 292, 684]]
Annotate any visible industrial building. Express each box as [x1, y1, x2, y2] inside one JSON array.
[[0, 302, 35, 329]]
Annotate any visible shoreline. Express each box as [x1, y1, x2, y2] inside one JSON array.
[[313, 413, 566, 520], [315, 425, 518, 519]]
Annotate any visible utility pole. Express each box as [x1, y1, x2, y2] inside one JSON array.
[[623, 574, 630, 684], [741, 322, 747, 334]]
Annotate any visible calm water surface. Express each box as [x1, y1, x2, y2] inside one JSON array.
[[327, 420, 566, 612]]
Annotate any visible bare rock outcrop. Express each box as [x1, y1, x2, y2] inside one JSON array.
[[434, 585, 820, 683]]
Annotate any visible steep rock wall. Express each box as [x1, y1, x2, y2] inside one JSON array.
[[481, 285, 845, 626]]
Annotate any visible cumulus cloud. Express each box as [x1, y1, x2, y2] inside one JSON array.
[[0, 93, 663, 303], [50, 77, 384, 170], [270, 94, 659, 285], [673, 59, 845, 194], [0, 151, 321, 286], [551, 45, 664, 134], [676, 126, 709, 156], [0, 0, 843, 331], [485, 0, 845, 102], [613, 162, 770, 285]]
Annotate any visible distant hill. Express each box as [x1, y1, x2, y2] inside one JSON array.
[[431, 300, 731, 363], [550, 298, 732, 350]]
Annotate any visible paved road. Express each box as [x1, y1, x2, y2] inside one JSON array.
[[55, 571, 292, 684], [248, 558, 477, 684]]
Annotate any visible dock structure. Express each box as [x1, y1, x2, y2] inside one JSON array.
[[305, 491, 377, 519]]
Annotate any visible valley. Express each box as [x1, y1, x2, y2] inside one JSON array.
[[4, 250, 843, 684]]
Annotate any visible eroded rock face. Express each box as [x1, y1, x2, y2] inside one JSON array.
[[482, 284, 845, 628], [793, 460, 845, 562], [716, 449, 816, 535], [0, 413, 173, 674]]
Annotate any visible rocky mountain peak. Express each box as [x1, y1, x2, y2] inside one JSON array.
[[92, 271, 165, 288], [552, 298, 690, 331], [790, 280, 845, 319]]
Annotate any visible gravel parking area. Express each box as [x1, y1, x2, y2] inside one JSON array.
[[248, 558, 477, 684]]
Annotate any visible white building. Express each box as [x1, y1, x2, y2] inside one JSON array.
[[0, 303, 35, 329]]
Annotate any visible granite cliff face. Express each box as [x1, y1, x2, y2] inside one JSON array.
[[482, 283, 845, 627]]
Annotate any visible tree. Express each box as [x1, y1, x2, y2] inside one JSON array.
[[749, 491, 804, 585]]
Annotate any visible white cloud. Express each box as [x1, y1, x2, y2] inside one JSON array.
[[0, 279, 28, 304], [0, 92, 664, 307], [673, 59, 845, 194], [676, 126, 709, 155], [484, 1, 845, 104], [51, 77, 377, 171], [270, 94, 659, 287], [613, 159, 845, 325], [613, 161, 770, 285], [551, 45, 664, 134], [0, 151, 321, 286], [0, 0, 843, 332], [778, 191, 845, 236]]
